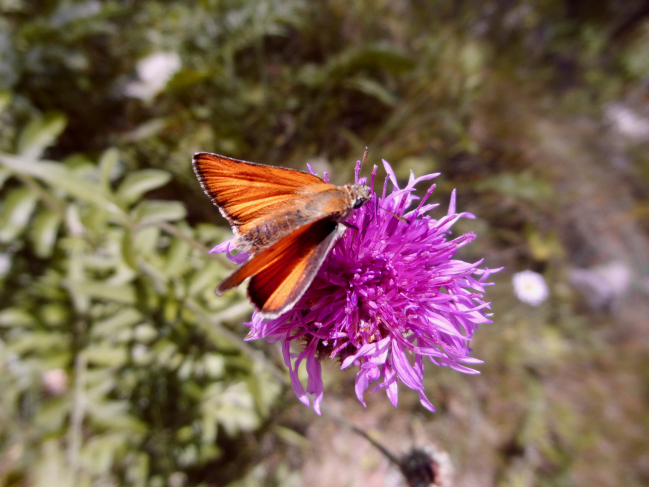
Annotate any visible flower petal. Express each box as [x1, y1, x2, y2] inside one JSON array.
[[283, 340, 309, 407], [382, 159, 399, 190], [305, 340, 324, 415]]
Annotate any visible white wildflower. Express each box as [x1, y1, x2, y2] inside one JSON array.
[[512, 270, 549, 306], [124, 52, 181, 101], [605, 103, 649, 141]]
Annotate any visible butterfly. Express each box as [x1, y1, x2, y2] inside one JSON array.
[[192, 152, 370, 319]]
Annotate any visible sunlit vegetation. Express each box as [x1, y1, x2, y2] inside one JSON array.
[[1, 1, 649, 485]]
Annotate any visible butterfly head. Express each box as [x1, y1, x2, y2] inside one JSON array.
[[348, 183, 370, 209]]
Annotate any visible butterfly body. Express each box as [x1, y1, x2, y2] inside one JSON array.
[[192, 152, 370, 318], [235, 181, 365, 253]]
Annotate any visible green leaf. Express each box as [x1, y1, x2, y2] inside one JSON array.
[[11, 331, 68, 355], [67, 280, 136, 304], [125, 452, 149, 487], [200, 353, 224, 379], [138, 260, 169, 294], [152, 339, 178, 367], [0, 167, 10, 191], [36, 396, 71, 433], [346, 77, 397, 106], [163, 237, 191, 277], [131, 200, 187, 226], [196, 223, 230, 246], [204, 382, 260, 436], [31, 209, 61, 258], [40, 303, 69, 327], [98, 148, 120, 191], [166, 69, 220, 90], [200, 413, 218, 445], [121, 230, 138, 270], [0, 308, 36, 327], [527, 228, 565, 261], [80, 433, 127, 476], [187, 262, 220, 296], [121, 118, 168, 142], [91, 308, 143, 338], [271, 425, 310, 449], [299, 45, 414, 88], [0, 91, 12, 114], [163, 298, 179, 323], [65, 203, 85, 235], [247, 361, 282, 417], [17, 112, 67, 160], [0, 187, 39, 242], [33, 440, 75, 487], [117, 169, 171, 205], [178, 357, 194, 380], [475, 171, 553, 203], [84, 344, 128, 367], [0, 154, 127, 221], [350, 45, 415, 74], [134, 226, 160, 256], [65, 236, 90, 312], [84, 399, 146, 432]]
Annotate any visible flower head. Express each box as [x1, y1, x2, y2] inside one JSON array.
[[214, 160, 499, 414], [41, 368, 68, 396], [512, 270, 548, 306], [605, 102, 649, 141], [124, 52, 181, 101], [568, 261, 631, 310]]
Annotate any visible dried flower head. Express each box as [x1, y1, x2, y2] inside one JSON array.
[[213, 160, 499, 414], [399, 443, 454, 487]]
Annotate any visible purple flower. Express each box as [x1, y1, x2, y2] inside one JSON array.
[[212, 160, 499, 414]]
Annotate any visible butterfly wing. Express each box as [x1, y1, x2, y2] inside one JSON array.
[[192, 152, 340, 249], [216, 216, 344, 318]]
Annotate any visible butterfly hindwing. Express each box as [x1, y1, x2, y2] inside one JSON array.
[[216, 217, 344, 318]]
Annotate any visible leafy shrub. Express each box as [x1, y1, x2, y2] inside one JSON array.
[[0, 113, 281, 486]]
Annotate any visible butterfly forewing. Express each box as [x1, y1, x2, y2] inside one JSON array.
[[217, 217, 343, 318], [193, 153, 333, 224]]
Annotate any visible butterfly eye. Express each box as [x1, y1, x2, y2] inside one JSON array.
[[353, 198, 366, 209]]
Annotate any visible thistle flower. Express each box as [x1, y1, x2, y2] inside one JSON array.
[[213, 160, 499, 414]]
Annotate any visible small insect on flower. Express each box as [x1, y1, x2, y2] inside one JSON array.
[[198, 153, 500, 414]]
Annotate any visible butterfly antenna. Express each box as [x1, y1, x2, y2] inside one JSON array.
[[360, 147, 369, 173], [378, 205, 410, 224]]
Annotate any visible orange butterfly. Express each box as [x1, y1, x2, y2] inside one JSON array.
[[192, 152, 370, 318]]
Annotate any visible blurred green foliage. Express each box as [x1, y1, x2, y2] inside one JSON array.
[[0, 115, 281, 485], [1, 0, 649, 485]]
